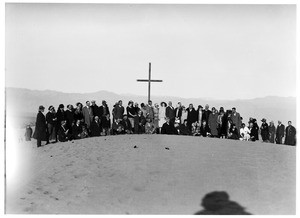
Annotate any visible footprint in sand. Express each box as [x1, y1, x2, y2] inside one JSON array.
[[74, 173, 88, 179], [50, 196, 59, 201], [23, 207, 33, 212], [43, 191, 51, 195], [58, 185, 66, 192], [27, 190, 33, 194], [133, 186, 145, 192]]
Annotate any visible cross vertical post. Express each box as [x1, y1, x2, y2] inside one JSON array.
[[137, 62, 163, 102], [148, 62, 151, 102]]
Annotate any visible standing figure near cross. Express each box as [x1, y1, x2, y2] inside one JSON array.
[[137, 62, 163, 102]]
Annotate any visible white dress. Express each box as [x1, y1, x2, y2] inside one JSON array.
[[158, 106, 166, 127]]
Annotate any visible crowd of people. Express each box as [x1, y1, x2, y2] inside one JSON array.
[[28, 99, 297, 147]]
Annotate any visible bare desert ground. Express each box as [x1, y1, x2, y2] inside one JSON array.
[[5, 131, 296, 215]]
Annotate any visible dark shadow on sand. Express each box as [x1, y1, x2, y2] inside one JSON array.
[[194, 191, 252, 215]]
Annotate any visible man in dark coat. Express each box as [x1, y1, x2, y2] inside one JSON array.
[[228, 124, 239, 140], [187, 103, 198, 130], [33, 105, 47, 147], [99, 100, 111, 134], [99, 100, 110, 118], [202, 104, 211, 123], [174, 102, 183, 123], [275, 121, 285, 144], [260, 118, 269, 142], [46, 105, 57, 143], [165, 101, 175, 124], [91, 100, 101, 118], [231, 107, 242, 132], [252, 118, 260, 141], [285, 121, 296, 146], [249, 122, 256, 142], [161, 117, 178, 135], [90, 116, 102, 137], [65, 104, 75, 130]]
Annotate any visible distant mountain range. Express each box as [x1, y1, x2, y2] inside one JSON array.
[[5, 87, 297, 128]]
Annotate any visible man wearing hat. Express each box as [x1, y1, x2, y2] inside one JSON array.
[[33, 105, 47, 147], [260, 118, 269, 142]]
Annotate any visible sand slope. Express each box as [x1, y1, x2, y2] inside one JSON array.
[[5, 134, 296, 214]]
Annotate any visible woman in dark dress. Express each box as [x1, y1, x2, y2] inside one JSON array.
[[260, 118, 269, 142], [33, 105, 47, 147], [73, 102, 84, 123]]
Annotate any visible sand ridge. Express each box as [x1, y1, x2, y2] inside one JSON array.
[[6, 134, 296, 214]]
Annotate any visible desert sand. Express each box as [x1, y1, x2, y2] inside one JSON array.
[[5, 130, 296, 215]]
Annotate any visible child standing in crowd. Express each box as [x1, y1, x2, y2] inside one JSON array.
[[24, 124, 33, 141]]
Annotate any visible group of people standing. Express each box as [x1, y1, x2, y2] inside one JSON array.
[[31, 99, 297, 147]]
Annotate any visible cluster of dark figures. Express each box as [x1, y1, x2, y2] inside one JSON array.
[[26, 99, 296, 147]]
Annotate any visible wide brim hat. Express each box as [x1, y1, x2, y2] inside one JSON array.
[[48, 105, 54, 110], [39, 105, 45, 110], [261, 118, 266, 122]]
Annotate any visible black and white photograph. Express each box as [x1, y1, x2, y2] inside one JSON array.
[[3, 0, 298, 215]]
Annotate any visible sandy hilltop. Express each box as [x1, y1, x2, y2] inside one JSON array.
[[5, 131, 296, 215]]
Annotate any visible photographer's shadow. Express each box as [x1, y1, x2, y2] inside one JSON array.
[[194, 191, 252, 215]]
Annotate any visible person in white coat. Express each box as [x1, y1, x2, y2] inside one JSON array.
[[239, 123, 250, 141]]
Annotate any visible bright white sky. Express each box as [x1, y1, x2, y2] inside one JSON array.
[[5, 3, 296, 100]]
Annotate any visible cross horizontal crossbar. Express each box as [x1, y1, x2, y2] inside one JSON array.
[[137, 79, 163, 82]]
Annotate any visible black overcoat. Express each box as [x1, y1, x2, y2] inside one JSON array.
[[33, 111, 47, 141]]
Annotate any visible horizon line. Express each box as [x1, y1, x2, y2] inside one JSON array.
[[5, 86, 297, 102]]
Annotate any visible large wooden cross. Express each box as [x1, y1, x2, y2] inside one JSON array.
[[137, 62, 163, 102]]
